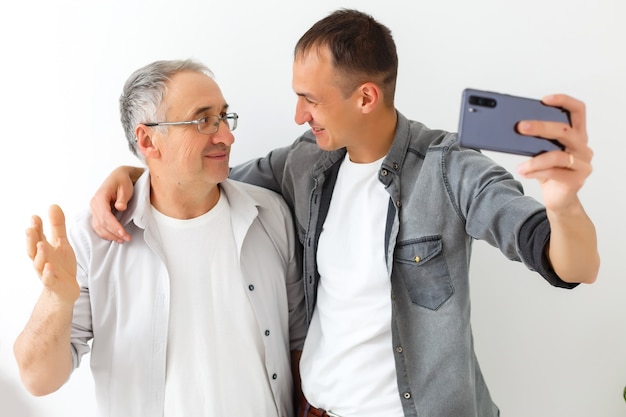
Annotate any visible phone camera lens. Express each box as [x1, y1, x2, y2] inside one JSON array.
[[469, 95, 497, 108]]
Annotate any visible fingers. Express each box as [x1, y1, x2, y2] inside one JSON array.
[[565, 152, 574, 170], [517, 94, 588, 152], [93, 212, 131, 244], [517, 149, 592, 189], [89, 189, 131, 244], [25, 215, 44, 261], [48, 205, 68, 245], [26, 205, 80, 302], [26, 206, 66, 276], [31, 241, 48, 277], [88, 165, 141, 243], [541, 94, 587, 132], [517, 93, 593, 183], [520, 150, 589, 175]]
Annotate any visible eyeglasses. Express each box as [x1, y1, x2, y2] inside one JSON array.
[[144, 112, 238, 135]]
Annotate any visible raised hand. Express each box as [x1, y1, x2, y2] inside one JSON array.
[[26, 204, 79, 305], [516, 94, 598, 283], [516, 94, 593, 213]]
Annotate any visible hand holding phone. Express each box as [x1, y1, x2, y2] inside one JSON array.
[[458, 88, 570, 156]]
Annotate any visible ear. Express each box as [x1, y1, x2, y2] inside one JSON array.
[[356, 82, 381, 114], [135, 124, 161, 159]]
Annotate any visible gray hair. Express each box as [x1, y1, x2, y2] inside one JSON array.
[[119, 59, 214, 160]]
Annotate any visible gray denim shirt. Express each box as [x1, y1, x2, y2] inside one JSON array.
[[231, 111, 576, 417]]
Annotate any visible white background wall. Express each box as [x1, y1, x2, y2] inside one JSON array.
[[1, 0, 624, 416]]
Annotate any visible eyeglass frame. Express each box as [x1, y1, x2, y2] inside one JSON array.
[[143, 112, 238, 135]]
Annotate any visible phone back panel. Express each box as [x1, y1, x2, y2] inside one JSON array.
[[458, 88, 569, 156]]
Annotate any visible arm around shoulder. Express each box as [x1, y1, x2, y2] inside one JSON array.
[[90, 165, 145, 243]]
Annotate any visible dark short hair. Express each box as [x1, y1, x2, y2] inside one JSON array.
[[295, 9, 398, 107]]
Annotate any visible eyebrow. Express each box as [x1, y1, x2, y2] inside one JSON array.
[[190, 103, 230, 118], [296, 92, 319, 103]]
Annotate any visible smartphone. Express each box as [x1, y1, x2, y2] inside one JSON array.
[[457, 88, 569, 156]]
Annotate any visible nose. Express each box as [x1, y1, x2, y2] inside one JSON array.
[[211, 123, 235, 146], [294, 98, 312, 126]]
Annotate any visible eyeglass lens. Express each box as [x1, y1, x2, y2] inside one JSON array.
[[199, 115, 236, 134]]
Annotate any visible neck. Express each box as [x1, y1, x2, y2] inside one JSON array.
[[149, 177, 221, 219], [346, 108, 397, 163]]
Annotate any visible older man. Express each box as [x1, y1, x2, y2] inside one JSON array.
[[14, 59, 306, 417]]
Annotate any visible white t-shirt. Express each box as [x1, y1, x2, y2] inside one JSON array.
[[153, 192, 276, 417], [299, 154, 404, 417]]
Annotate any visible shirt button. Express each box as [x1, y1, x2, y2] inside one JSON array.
[[265, 330, 270, 336], [272, 373, 278, 380], [381, 169, 388, 176], [248, 284, 255, 291], [403, 392, 411, 399], [396, 200, 402, 208], [393, 162, 399, 170], [396, 346, 403, 353], [413, 256, 421, 263]]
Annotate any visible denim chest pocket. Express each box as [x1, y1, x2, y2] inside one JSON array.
[[393, 236, 454, 310]]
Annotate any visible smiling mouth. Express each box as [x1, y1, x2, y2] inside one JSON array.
[[204, 146, 229, 158]]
